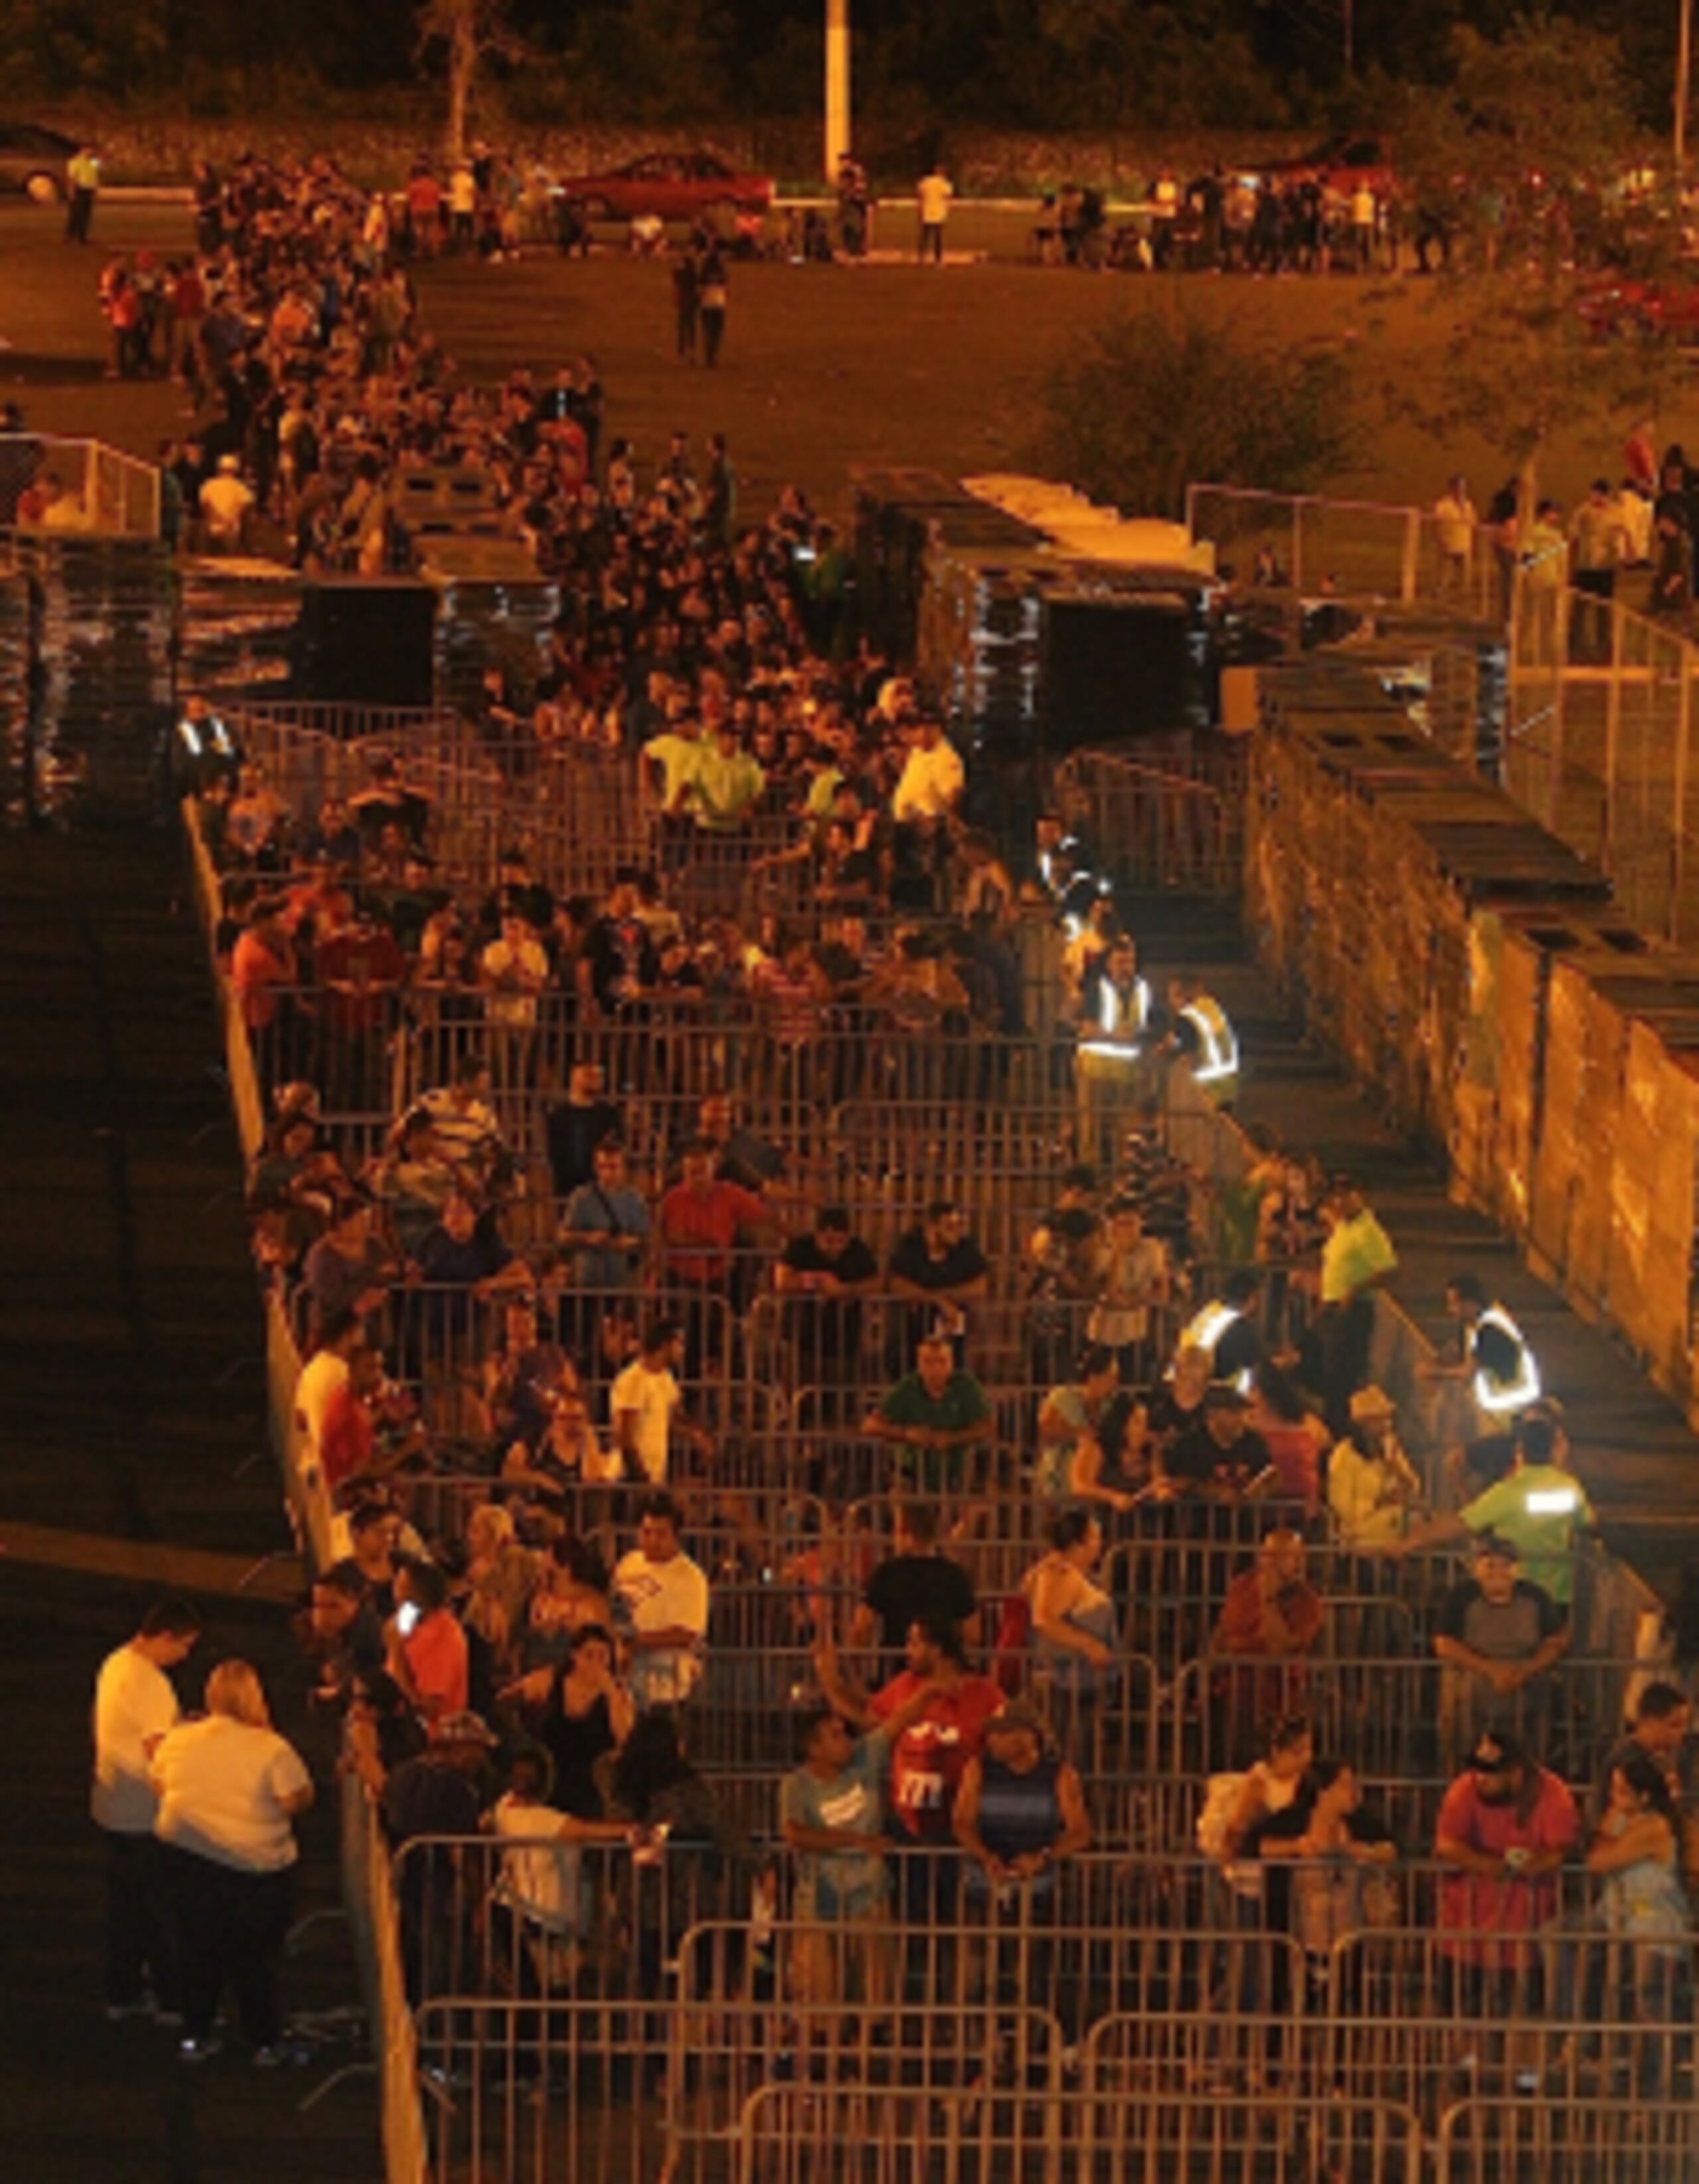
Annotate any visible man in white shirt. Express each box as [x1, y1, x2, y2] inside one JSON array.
[[613, 1492, 710, 1706], [917, 165, 954, 262], [891, 719, 964, 826], [92, 1597, 201, 2017], [609, 1319, 711, 1483], [199, 453, 254, 552]]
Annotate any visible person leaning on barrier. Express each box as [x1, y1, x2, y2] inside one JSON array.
[[864, 1334, 994, 1497], [1433, 1533, 1571, 1773], [850, 1503, 977, 1672], [1593, 1681, 1699, 1884], [611, 1492, 710, 1709], [1434, 1731, 1579, 2013]]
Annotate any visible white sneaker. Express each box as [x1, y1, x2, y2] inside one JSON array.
[[179, 2035, 222, 2066]]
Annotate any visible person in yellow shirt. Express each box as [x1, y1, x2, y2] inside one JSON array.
[[66, 144, 102, 244]]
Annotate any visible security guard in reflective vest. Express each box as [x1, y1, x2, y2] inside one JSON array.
[[1439, 1271, 1541, 1419], [1163, 976, 1240, 1107], [1076, 933, 1151, 1077], [164, 694, 240, 797], [1177, 1267, 1264, 1392]]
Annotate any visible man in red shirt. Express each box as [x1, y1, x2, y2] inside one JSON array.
[[1436, 1730, 1578, 1996], [657, 1138, 776, 1294], [315, 903, 407, 1111], [816, 1610, 1003, 1923], [319, 1344, 382, 1499]]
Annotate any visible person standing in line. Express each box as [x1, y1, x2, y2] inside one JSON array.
[[150, 1660, 315, 2065], [917, 163, 954, 264], [92, 1597, 202, 2021], [66, 143, 101, 244], [698, 248, 728, 367], [672, 245, 700, 363]]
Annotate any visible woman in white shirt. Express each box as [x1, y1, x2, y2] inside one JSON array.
[[151, 1660, 314, 2064]]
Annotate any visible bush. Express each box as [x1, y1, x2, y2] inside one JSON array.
[[1027, 307, 1362, 522]]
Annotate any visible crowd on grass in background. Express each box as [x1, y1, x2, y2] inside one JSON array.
[[81, 133, 1699, 2097]]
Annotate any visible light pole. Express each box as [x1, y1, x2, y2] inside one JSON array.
[[825, 0, 850, 181], [1679, 0, 1694, 173]]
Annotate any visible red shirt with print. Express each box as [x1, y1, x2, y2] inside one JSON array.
[[869, 1671, 1003, 1841]]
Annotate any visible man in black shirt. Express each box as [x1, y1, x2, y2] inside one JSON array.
[[577, 870, 658, 1017], [1165, 1385, 1273, 1500], [775, 1205, 879, 1391], [380, 1711, 495, 2002], [850, 1502, 977, 1673], [887, 1201, 990, 1360], [545, 1060, 625, 1198]]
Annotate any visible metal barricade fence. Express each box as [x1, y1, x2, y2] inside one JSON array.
[[345, 1775, 429, 2184], [0, 431, 161, 536], [1167, 1654, 1644, 1784], [1330, 1928, 1698, 2122], [1187, 482, 1499, 624], [1440, 2098, 1699, 2184], [1054, 745, 1247, 898], [738, 2086, 1424, 2184]]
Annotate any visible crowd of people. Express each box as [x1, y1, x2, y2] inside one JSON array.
[[79, 135, 1695, 2124]]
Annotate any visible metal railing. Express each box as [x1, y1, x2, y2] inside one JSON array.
[[1055, 743, 1248, 898], [0, 431, 161, 538]]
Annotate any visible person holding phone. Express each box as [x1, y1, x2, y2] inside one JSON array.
[[388, 1561, 469, 1723]]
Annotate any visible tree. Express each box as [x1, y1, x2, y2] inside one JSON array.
[[1028, 309, 1361, 522], [1391, 17, 1684, 515], [417, 0, 516, 161]]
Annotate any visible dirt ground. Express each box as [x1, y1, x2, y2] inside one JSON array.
[[4, 199, 1693, 519]]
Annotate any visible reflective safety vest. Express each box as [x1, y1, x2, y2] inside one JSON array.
[[1470, 1303, 1540, 1416], [176, 711, 234, 759], [1080, 975, 1150, 1063], [1179, 1299, 1253, 1392], [1179, 993, 1239, 1093]]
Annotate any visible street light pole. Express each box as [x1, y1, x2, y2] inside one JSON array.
[[1678, 0, 1694, 173], [825, 0, 850, 181]]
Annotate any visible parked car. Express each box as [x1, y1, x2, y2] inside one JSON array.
[[0, 123, 76, 202], [555, 150, 773, 223], [1576, 272, 1699, 343]]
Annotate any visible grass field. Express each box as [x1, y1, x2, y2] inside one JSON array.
[[5, 200, 1696, 519]]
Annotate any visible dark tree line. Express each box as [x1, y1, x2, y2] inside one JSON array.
[[1, 0, 1687, 139]]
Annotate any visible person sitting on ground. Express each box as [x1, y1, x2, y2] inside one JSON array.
[[864, 1333, 994, 1496]]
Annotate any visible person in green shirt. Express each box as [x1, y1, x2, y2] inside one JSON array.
[[640, 714, 703, 815], [687, 720, 765, 832], [1382, 1405, 1593, 1606], [865, 1334, 994, 1492]]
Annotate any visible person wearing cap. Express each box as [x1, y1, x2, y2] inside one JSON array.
[[1434, 1535, 1571, 1774], [1434, 1730, 1578, 2003], [198, 451, 254, 552], [1327, 1386, 1423, 1551]]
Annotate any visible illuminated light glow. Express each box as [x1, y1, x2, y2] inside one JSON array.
[[1179, 996, 1238, 1085], [1471, 1303, 1540, 1415], [1524, 1488, 1580, 1516]]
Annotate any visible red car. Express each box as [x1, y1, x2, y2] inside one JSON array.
[[556, 150, 773, 222], [1576, 274, 1699, 342]]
